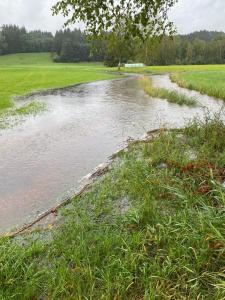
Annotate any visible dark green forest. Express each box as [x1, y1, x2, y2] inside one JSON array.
[[1, 25, 225, 65]]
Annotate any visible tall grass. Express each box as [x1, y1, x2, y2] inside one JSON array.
[[0, 114, 225, 299], [139, 76, 197, 106]]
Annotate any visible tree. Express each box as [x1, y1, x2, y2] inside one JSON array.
[[102, 27, 135, 67], [1, 25, 27, 54], [52, 0, 177, 41], [0, 31, 7, 55]]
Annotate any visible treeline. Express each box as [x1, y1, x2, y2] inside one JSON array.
[[1, 25, 225, 65], [138, 31, 225, 65], [0, 25, 103, 62], [0, 25, 53, 54], [52, 29, 104, 62]]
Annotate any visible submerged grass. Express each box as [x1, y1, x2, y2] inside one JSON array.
[[13, 101, 46, 116], [0, 101, 46, 129], [139, 76, 197, 106], [0, 114, 225, 299]]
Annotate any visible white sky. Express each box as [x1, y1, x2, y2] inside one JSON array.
[[0, 0, 224, 34]]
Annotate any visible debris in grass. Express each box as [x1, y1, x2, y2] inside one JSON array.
[[157, 162, 168, 170], [114, 197, 132, 215]]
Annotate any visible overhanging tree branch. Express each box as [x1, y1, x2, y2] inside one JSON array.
[[52, 0, 178, 40]]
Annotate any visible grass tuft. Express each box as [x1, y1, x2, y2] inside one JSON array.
[[139, 76, 198, 106], [13, 101, 46, 116], [0, 101, 47, 129]]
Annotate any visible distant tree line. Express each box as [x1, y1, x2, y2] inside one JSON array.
[[1, 25, 225, 65], [0, 25, 53, 54], [0, 25, 103, 62], [137, 31, 225, 65], [52, 29, 104, 62]]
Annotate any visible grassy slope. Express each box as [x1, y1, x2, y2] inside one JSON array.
[[0, 53, 54, 66], [1, 115, 225, 299], [171, 71, 225, 101], [0, 53, 118, 110]]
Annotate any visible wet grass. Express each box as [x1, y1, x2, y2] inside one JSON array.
[[0, 114, 225, 299], [139, 76, 197, 106], [171, 71, 225, 101], [13, 101, 46, 116], [0, 101, 46, 129]]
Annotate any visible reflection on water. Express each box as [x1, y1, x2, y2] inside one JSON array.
[[0, 75, 223, 232]]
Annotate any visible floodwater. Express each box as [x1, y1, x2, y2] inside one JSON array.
[[0, 75, 223, 233]]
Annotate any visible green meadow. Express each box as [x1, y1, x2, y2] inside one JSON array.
[[171, 71, 225, 101], [0, 53, 117, 110]]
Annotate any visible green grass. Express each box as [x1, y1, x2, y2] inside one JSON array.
[[120, 64, 225, 101], [171, 71, 225, 101], [0, 53, 118, 111], [118, 64, 225, 74], [0, 53, 54, 66], [13, 101, 46, 116], [139, 76, 197, 106], [1, 114, 225, 299], [0, 53, 119, 128]]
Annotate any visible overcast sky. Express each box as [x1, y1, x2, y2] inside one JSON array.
[[0, 0, 225, 34]]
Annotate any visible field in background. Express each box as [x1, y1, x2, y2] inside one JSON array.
[[0, 53, 117, 110], [0, 53, 53, 66], [1, 53, 225, 111], [119, 64, 225, 74]]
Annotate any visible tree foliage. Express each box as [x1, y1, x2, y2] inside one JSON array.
[[52, 29, 104, 62], [52, 0, 177, 40], [138, 31, 225, 65], [0, 25, 54, 55], [1, 26, 225, 66]]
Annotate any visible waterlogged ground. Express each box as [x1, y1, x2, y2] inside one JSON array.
[[0, 76, 223, 233]]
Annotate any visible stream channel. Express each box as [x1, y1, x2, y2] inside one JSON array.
[[0, 75, 223, 233]]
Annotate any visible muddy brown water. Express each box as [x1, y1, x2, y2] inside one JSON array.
[[0, 75, 223, 233]]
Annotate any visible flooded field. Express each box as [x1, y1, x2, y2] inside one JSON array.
[[0, 75, 223, 233]]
